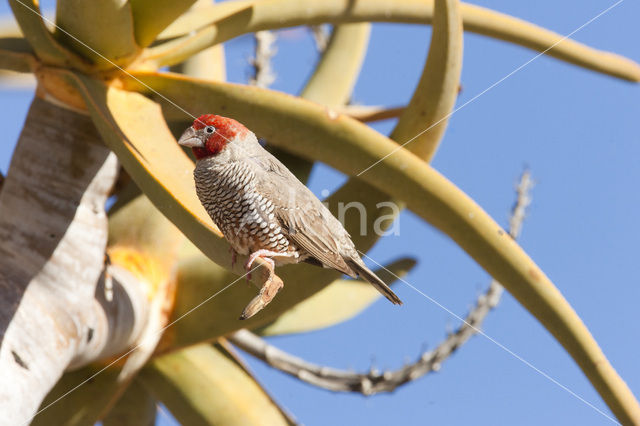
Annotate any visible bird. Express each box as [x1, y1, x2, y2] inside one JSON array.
[[178, 114, 402, 315]]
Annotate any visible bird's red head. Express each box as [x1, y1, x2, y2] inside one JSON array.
[[178, 114, 249, 159]]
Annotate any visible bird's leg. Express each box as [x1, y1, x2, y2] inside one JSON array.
[[229, 246, 238, 269], [244, 249, 282, 274], [240, 250, 296, 320]]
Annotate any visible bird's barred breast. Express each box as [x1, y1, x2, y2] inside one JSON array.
[[194, 160, 299, 259]]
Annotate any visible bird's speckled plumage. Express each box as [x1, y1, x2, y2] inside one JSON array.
[[179, 114, 402, 305]]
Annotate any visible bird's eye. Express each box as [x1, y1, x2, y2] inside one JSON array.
[[205, 126, 215, 134]]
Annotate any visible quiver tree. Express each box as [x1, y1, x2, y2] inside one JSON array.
[[0, 0, 638, 424]]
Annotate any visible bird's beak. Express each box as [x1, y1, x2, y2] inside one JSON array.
[[178, 127, 205, 148]]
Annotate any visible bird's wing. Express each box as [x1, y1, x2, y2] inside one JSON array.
[[249, 153, 356, 277]]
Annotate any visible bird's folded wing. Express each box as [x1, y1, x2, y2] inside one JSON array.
[[249, 153, 355, 277]]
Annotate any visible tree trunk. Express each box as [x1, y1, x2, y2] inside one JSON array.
[[0, 97, 146, 424]]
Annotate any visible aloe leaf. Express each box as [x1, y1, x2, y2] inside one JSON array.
[[109, 195, 182, 266], [55, 0, 139, 67], [102, 380, 157, 426], [144, 0, 640, 82], [275, 23, 371, 182], [301, 23, 370, 106], [32, 368, 123, 426], [157, 1, 251, 40], [390, 0, 462, 161], [138, 344, 292, 425], [0, 37, 36, 72], [129, 0, 198, 48], [8, 0, 86, 68]]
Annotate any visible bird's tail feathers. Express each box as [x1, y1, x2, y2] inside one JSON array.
[[346, 259, 403, 305]]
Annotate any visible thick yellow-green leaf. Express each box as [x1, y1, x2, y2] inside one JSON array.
[[180, 41, 226, 81], [33, 367, 123, 426], [129, 0, 198, 48], [276, 23, 372, 182], [109, 195, 182, 266], [103, 380, 157, 426], [158, 1, 252, 40], [257, 258, 416, 336], [145, 0, 640, 82], [391, 0, 462, 161], [8, 0, 86, 68], [301, 23, 370, 106], [123, 72, 640, 423], [65, 71, 230, 268], [138, 344, 292, 426], [175, 1, 226, 82], [0, 37, 36, 72], [55, 0, 139, 67]]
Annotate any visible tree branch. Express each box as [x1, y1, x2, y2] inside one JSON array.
[[0, 97, 153, 423], [230, 170, 533, 395], [250, 30, 277, 88], [310, 25, 330, 52]]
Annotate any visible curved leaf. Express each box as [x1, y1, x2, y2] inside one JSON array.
[[180, 42, 226, 81], [390, 0, 462, 161], [32, 367, 123, 426], [144, 0, 640, 82], [65, 71, 229, 265], [8, 0, 87, 68], [173, 1, 227, 81], [103, 380, 157, 426], [55, 0, 139, 67], [301, 23, 370, 106], [276, 23, 372, 183], [109, 194, 182, 266], [138, 344, 292, 426], [158, 1, 252, 40], [256, 257, 416, 336], [122, 72, 640, 423], [129, 0, 198, 48], [0, 37, 36, 72]]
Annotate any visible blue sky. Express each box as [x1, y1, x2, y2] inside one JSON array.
[[1, 1, 639, 425]]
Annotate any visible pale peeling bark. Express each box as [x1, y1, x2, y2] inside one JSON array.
[[0, 97, 146, 424]]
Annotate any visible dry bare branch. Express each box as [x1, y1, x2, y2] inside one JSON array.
[[250, 30, 277, 88], [230, 170, 534, 395], [310, 25, 330, 52]]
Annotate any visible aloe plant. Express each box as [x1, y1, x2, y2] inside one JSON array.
[[0, 0, 638, 424]]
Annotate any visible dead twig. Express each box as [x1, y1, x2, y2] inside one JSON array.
[[250, 31, 277, 88], [230, 170, 534, 394], [310, 25, 330, 52]]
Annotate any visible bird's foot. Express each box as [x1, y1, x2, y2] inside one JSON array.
[[240, 271, 283, 320], [240, 250, 283, 319]]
